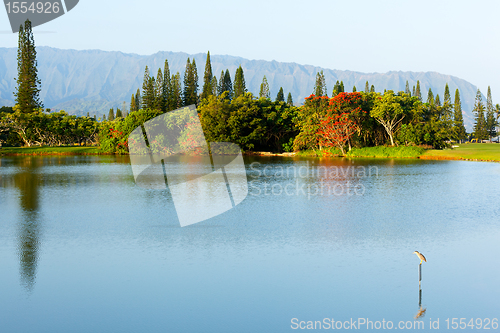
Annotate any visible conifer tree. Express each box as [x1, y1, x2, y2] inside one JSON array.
[[332, 81, 340, 96], [233, 65, 246, 98], [103, 114, 106, 121], [427, 88, 434, 105], [259, 76, 270, 99], [313, 70, 327, 96], [163, 59, 172, 111], [116, 108, 123, 118], [222, 69, 233, 100], [108, 108, 115, 121], [441, 83, 453, 138], [435, 94, 441, 107], [352, 85, 357, 92], [135, 88, 141, 111], [171, 72, 183, 109], [444, 83, 451, 105], [415, 81, 422, 101], [121, 101, 127, 117], [365, 81, 369, 93], [201, 51, 213, 101], [339, 81, 344, 93], [412, 86, 416, 97], [141, 65, 150, 105], [130, 94, 136, 112], [486, 86, 497, 139], [405, 81, 410, 96], [15, 19, 43, 113], [142, 66, 156, 109], [287, 92, 293, 105], [183, 58, 199, 106], [210, 76, 217, 96], [217, 70, 225, 97], [155, 68, 163, 111], [370, 85, 375, 93], [453, 89, 467, 142], [473, 89, 487, 141], [276, 87, 285, 102]]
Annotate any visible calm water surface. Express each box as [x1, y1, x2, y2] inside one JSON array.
[[0, 155, 499, 332]]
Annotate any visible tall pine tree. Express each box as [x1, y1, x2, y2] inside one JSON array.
[[405, 81, 411, 96], [313, 70, 327, 96], [441, 83, 453, 139], [155, 68, 163, 111], [108, 108, 115, 121], [210, 76, 218, 96], [435, 94, 441, 107], [486, 86, 497, 140], [259, 76, 270, 99], [332, 81, 340, 96], [142, 66, 156, 110], [222, 69, 233, 100], [427, 88, 434, 105], [276, 87, 285, 102], [135, 88, 141, 111], [473, 89, 487, 141], [162, 59, 172, 111], [415, 81, 422, 101], [130, 94, 136, 112], [453, 89, 467, 142], [201, 51, 213, 101], [233, 65, 246, 98], [217, 70, 225, 97], [183, 58, 199, 106], [365, 81, 369, 93], [15, 19, 43, 113], [287, 92, 293, 105], [171, 72, 183, 109]]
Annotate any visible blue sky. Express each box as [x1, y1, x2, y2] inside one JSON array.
[[2, 0, 500, 102]]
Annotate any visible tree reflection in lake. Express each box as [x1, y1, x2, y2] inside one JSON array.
[[13, 158, 42, 293]]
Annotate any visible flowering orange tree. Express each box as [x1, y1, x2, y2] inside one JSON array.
[[316, 92, 367, 154]]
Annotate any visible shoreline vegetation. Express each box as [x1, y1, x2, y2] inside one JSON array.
[[1, 143, 499, 162], [2, 21, 499, 164]]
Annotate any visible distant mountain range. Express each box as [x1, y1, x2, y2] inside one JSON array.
[[0, 46, 480, 129]]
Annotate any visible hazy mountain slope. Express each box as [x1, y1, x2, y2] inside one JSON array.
[[0, 47, 479, 129]]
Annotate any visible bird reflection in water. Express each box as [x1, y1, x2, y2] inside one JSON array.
[[13, 157, 42, 293], [414, 287, 426, 320]]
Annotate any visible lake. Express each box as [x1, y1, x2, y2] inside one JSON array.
[[0, 155, 499, 332]]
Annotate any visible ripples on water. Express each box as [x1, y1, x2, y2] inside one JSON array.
[[0, 155, 499, 332]]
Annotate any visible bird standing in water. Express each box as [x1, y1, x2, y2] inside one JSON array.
[[413, 251, 427, 264]]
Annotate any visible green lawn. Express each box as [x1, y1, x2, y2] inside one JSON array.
[[0, 146, 101, 155], [422, 143, 500, 161]]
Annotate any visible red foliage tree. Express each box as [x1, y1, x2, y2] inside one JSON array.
[[316, 92, 367, 154]]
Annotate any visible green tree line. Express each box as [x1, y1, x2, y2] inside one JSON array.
[[2, 21, 499, 153]]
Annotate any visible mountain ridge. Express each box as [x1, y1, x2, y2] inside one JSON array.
[[0, 46, 479, 129]]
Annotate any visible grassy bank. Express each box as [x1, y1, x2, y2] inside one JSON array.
[[346, 146, 425, 158], [0, 146, 101, 155], [421, 143, 500, 162], [296, 146, 425, 158]]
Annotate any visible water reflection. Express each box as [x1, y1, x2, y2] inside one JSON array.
[[13, 158, 42, 293]]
